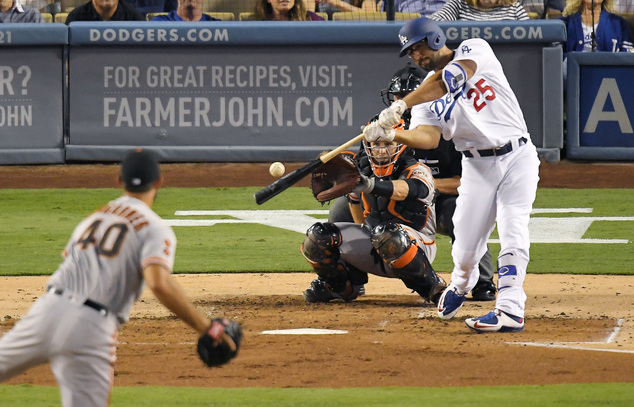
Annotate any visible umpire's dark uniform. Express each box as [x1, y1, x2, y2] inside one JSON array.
[[410, 139, 497, 301]]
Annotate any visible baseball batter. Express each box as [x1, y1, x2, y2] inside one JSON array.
[[364, 17, 540, 332], [0, 149, 238, 405]]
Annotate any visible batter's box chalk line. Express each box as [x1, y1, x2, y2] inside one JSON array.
[[506, 318, 634, 354]]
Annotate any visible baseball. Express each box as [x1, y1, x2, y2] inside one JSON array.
[[269, 162, 285, 177]]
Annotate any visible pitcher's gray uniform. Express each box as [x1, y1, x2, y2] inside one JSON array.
[[0, 153, 177, 406]]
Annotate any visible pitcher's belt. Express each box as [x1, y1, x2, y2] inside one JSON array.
[[47, 286, 109, 316], [462, 137, 527, 158]]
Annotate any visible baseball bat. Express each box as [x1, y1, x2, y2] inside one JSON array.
[[254, 133, 365, 205]]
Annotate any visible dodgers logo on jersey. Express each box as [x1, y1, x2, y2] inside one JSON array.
[[429, 89, 467, 123], [498, 266, 517, 276], [461, 45, 472, 54]]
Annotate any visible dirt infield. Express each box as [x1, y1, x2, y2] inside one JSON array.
[[0, 160, 633, 389], [1, 274, 633, 388]]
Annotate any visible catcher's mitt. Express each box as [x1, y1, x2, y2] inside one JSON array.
[[197, 318, 242, 367], [311, 153, 360, 203]]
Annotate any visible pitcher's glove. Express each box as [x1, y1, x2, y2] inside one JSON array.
[[197, 318, 242, 367], [311, 153, 360, 203]]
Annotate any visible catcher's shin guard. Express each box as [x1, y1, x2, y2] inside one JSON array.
[[371, 222, 446, 303], [301, 222, 347, 285]]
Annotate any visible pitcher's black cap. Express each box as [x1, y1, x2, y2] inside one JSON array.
[[121, 148, 160, 192]]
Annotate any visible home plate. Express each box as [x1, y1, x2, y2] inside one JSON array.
[[261, 328, 348, 335]]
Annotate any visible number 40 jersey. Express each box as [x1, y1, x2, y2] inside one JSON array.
[[47, 195, 176, 324]]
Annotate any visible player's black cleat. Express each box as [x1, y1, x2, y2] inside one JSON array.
[[471, 279, 497, 301], [303, 279, 363, 303]]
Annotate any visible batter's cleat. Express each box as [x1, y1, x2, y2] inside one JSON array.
[[436, 283, 466, 320], [303, 279, 363, 303], [465, 309, 524, 333], [471, 279, 497, 301]]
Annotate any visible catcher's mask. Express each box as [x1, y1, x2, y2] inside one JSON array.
[[381, 65, 426, 107], [363, 120, 407, 177]]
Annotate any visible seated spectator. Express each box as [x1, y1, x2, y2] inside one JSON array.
[[521, 0, 564, 18], [316, 0, 376, 16], [381, 0, 449, 17], [561, 0, 634, 55], [250, 0, 325, 20], [152, 0, 219, 20], [65, 0, 145, 23], [432, 0, 529, 20], [127, 0, 178, 15], [0, 0, 44, 22]]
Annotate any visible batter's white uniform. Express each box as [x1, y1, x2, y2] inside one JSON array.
[[410, 38, 540, 317], [0, 195, 176, 406]]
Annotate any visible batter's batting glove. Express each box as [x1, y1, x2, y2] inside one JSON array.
[[363, 121, 396, 143], [378, 100, 407, 129], [197, 318, 242, 367]]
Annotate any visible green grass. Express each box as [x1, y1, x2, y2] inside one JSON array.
[[0, 187, 632, 276], [1, 383, 633, 406], [0, 187, 632, 403]]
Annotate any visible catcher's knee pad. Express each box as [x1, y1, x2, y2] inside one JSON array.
[[371, 222, 444, 301], [301, 222, 343, 280], [370, 222, 411, 263]]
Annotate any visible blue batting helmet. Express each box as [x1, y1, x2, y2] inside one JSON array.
[[398, 17, 447, 57]]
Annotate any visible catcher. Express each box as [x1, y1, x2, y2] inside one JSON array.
[[302, 118, 447, 304]]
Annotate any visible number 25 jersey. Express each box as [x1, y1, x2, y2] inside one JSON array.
[[410, 38, 528, 151]]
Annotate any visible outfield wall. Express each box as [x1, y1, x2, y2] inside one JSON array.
[[0, 20, 573, 164]]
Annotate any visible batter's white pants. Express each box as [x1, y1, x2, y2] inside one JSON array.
[[0, 290, 118, 406], [450, 140, 540, 317]]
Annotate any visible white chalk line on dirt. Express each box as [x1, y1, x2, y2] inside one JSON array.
[[507, 318, 634, 354], [117, 329, 349, 346]]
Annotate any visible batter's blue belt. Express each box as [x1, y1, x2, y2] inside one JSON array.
[[47, 286, 110, 317], [462, 137, 527, 158]]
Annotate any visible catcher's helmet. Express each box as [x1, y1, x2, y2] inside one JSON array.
[[398, 17, 446, 57], [381, 64, 427, 107], [363, 119, 407, 178]]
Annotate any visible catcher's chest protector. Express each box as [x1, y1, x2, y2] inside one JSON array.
[[363, 157, 428, 230]]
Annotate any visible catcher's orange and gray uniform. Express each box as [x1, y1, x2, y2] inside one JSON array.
[[301, 143, 446, 304]]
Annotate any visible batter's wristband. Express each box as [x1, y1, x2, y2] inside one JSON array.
[[370, 180, 394, 197]]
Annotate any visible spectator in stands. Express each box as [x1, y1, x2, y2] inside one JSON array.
[[250, 0, 325, 20], [315, 0, 376, 17], [561, 0, 634, 55], [431, 0, 529, 20], [151, 0, 219, 20], [381, 0, 448, 17], [0, 0, 44, 22], [65, 0, 144, 23], [521, 0, 565, 19]]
